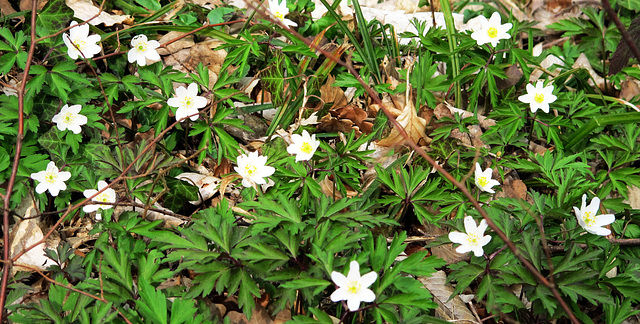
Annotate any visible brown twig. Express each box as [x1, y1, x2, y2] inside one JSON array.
[[245, 2, 580, 323], [0, 0, 38, 319]]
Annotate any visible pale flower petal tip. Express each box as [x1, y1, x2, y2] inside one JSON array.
[[573, 194, 615, 236], [470, 12, 512, 47], [474, 162, 500, 193], [30, 161, 71, 197], [268, 0, 297, 26], [518, 81, 557, 113], [287, 130, 320, 161], [63, 21, 102, 60], [52, 104, 88, 134], [330, 260, 377, 311], [235, 151, 276, 188], [168, 83, 207, 122], [449, 216, 492, 257], [83, 180, 117, 216]]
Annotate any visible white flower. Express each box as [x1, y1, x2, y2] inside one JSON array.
[[449, 216, 492, 257], [475, 162, 500, 193], [573, 194, 615, 236], [30, 161, 71, 196], [127, 34, 161, 66], [62, 21, 102, 60], [470, 12, 512, 47], [234, 151, 275, 188], [51, 104, 88, 134], [167, 83, 207, 122], [330, 260, 377, 311], [83, 180, 117, 218], [269, 0, 297, 26], [518, 81, 557, 113], [287, 130, 320, 161]]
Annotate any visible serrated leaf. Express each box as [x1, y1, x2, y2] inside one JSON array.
[[35, 0, 74, 38]]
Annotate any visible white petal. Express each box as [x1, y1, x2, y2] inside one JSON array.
[[187, 83, 199, 96], [471, 246, 485, 257], [476, 219, 488, 234], [346, 297, 361, 311], [449, 231, 468, 244], [463, 216, 477, 234], [58, 171, 71, 182], [360, 271, 377, 288], [83, 189, 98, 198], [35, 182, 48, 194], [331, 271, 348, 287], [595, 214, 615, 226], [357, 288, 376, 302], [331, 287, 349, 302], [455, 244, 473, 254], [346, 261, 360, 281], [83, 204, 100, 213]]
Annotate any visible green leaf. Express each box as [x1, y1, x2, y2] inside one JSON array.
[[135, 278, 168, 324], [135, 0, 161, 10], [169, 298, 198, 324], [35, 0, 74, 38]]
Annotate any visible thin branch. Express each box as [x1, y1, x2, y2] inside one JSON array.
[[0, 0, 38, 319]]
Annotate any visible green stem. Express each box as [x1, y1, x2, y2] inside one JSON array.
[[439, 0, 461, 108]]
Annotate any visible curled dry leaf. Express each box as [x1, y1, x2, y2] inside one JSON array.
[[571, 53, 605, 89], [377, 96, 431, 147], [66, 0, 132, 26]]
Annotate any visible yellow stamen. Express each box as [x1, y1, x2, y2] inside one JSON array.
[[467, 233, 479, 246], [245, 164, 257, 176], [300, 142, 312, 154], [534, 93, 545, 103], [584, 211, 596, 226], [347, 281, 361, 294], [487, 27, 498, 38], [478, 176, 489, 188]]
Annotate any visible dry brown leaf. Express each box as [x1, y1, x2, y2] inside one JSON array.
[[0, 0, 16, 15], [317, 75, 348, 111], [66, 0, 132, 26], [495, 177, 529, 201], [625, 186, 640, 209], [571, 53, 605, 89], [377, 96, 430, 147], [10, 204, 56, 274], [620, 76, 640, 102], [418, 271, 478, 323]]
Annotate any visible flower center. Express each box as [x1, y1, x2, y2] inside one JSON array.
[[245, 164, 257, 176], [45, 172, 57, 184], [72, 38, 87, 51], [346, 280, 361, 294], [182, 96, 193, 109], [534, 93, 545, 103], [300, 142, 312, 154], [583, 211, 596, 227], [63, 112, 75, 124], [467, 233, 479, 246], [137, 43, 147, 52], [487, 27, 498, 38], [478, 176, 489, 187], [96, 193, 109, 203], [274, 11, 285, 20]]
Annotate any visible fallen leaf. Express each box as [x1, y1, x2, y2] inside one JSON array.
[[418, 271, 478, 323], [10, 204, 55, 274], [66, 0, 132, 26], [175, 172, 222, 205], [377, 94, 431, 147]]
